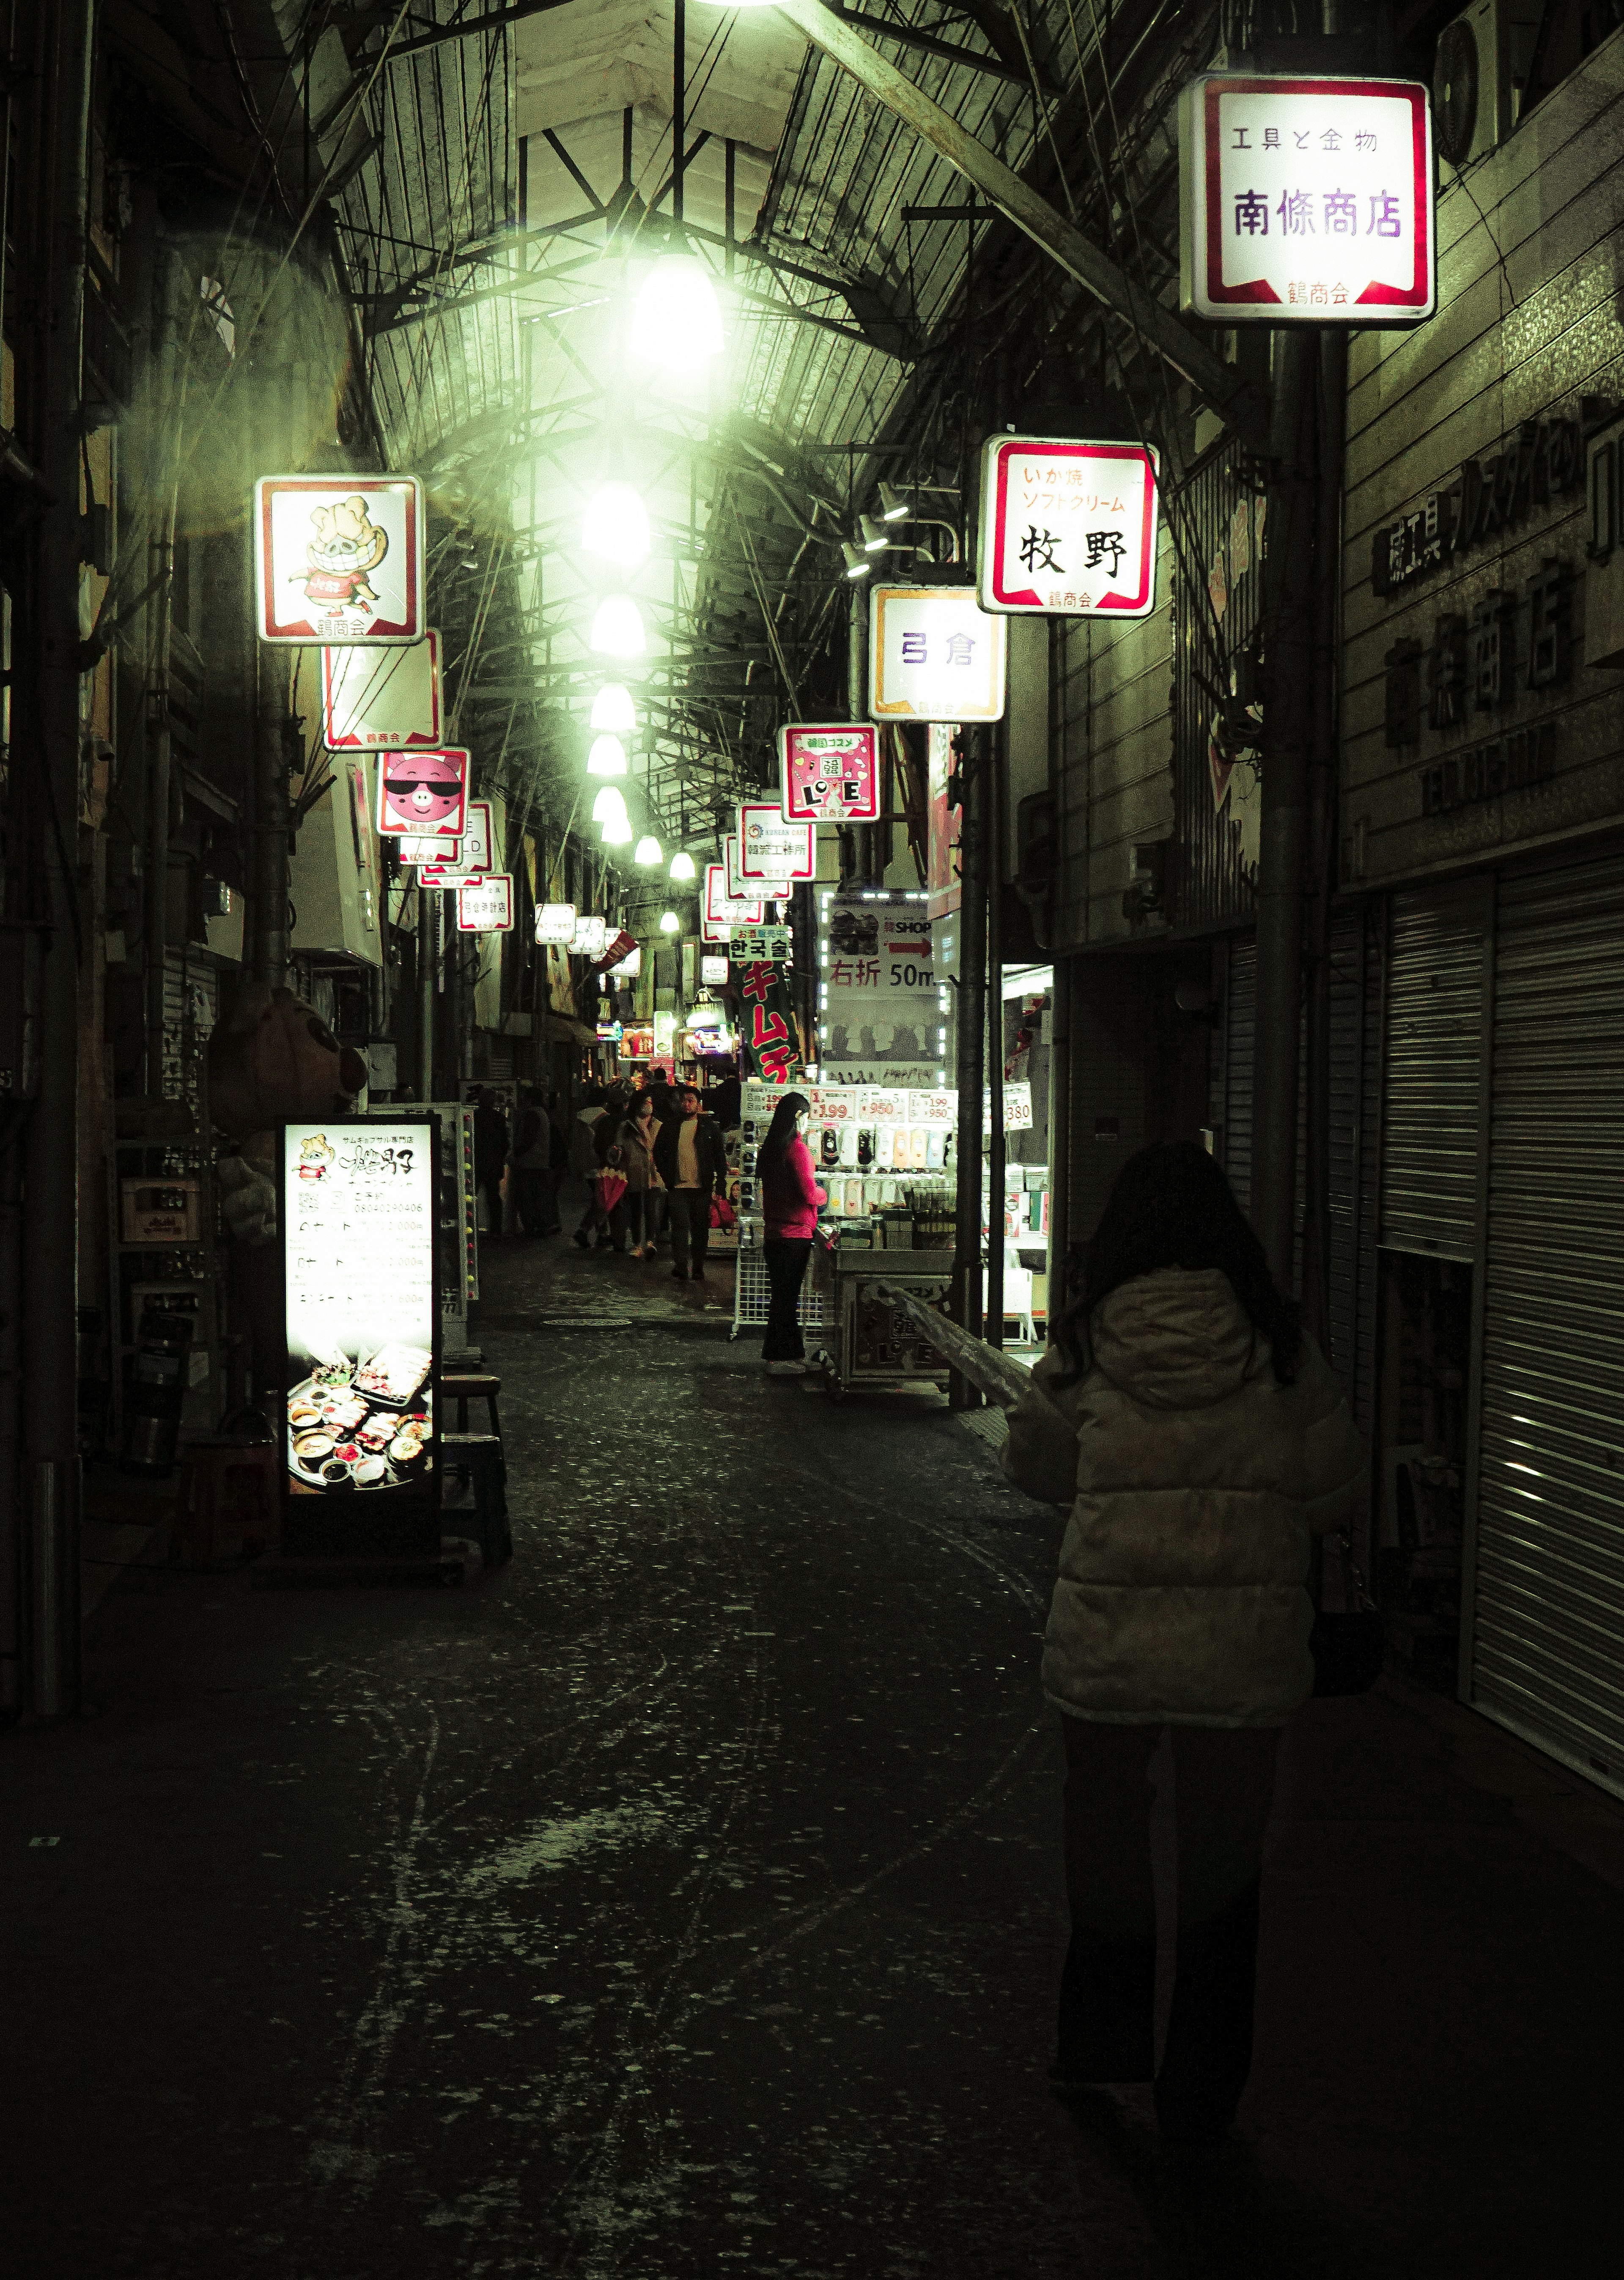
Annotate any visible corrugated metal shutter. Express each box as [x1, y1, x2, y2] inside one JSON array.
[[1469, 851, 1624, 1800], [1223, 936, 1256, 1215], [1067, 965, 1152, 1245], [1378, 881, 1487, 1260], [1326, 901, 1380, 1422]]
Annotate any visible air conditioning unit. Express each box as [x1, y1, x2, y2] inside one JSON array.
[[1433, 0, 1544, 167]]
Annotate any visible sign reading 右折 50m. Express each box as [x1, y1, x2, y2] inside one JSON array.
[[1180, 74, 1435, 325]]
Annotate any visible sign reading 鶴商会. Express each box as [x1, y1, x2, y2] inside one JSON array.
[[1180, 74, 1435, 324], [323, 630, 443, 746], [979, 437, 1160, 618]]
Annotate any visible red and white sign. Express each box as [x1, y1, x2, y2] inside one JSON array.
[[724, 834, 778, 902], [979, 436, 1160, 617], [418, 799, 492, 883], [739, 805, 815, 883], [323, 629, 442, 746], [869, 587, 1007, 722], [535, 902, 577, 945], [703, 864, 763, 942], [255, 475, 425, 645], [375, 748, 468, 838], [779, 722, 880, 822], [1179, 74, 1435, 324], [399, 833, 458, 865], [456, 874, 513, 933]]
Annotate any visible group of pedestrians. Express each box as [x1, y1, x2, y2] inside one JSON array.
[[568, 1068, 730, 1284], [472, 1084, 563, 1239]]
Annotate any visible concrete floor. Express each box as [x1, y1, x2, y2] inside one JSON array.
[[3, 1210, 1622, 2279]]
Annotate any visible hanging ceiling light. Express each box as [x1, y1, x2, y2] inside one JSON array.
[[858, 513, 889, 552], [629, 253, 724, 372], [634, 834, 663, 866], [590, 594, 645, 656], [590, 683, 637, 735], [841, 542, 872, 580], [592, 784, 629, 828], [581, 483, 651, 570], [668, 850, 697, 882], [878, 482, 911, 522], [658, 910, 681, 934], [587, 734, 628, 777], [601, 812, 634, 845]]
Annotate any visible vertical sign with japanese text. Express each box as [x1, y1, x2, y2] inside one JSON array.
[[732, 960, 803, 1086], [869, 587, 1007, 722], [1180, 74, 1435, 323], [979, 437, 1160, 616]]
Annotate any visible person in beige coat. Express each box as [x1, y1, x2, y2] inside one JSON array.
[[1003, 1141, 1365, 2143]]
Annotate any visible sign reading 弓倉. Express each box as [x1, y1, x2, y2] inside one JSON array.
[[979, 438, 1160, 617], [869, 587, 1007, 722], [256, 475, 426, 645], [1179, 74, 1435, 324], [779, 723, 881, 821]]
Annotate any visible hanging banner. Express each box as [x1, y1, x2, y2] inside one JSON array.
[[978, 436, 1160, 617], [323, 629, 443, 746], [738, 804, 815, 883], [704, 864, 764, 941], [255, 475, 425, 645], [375, 749, 468, 839], [419, 799, 493, 884], [779, 722, 881, 822], [869, 586, 1007, 721], [536, 901, 578, 945], [1179, 73, 1435, 324], [456, 874, 513, 933], [820, 894, 939, 1084], [732, 959, 804, 1086], [926, 723, 961, 923]]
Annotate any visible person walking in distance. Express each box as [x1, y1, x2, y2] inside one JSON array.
[[616, 1088, 666, 1259], [570, 1087, 612, 1250], [506, 1087, 552, 1238], [756, 1090, 823, 1370], [1001, 1141, 1365, 2144], [472, 1088, 509, 1243], [653, 1083, 726, 1283]]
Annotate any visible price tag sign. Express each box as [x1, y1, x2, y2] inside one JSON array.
[[455, 873, 513, 933], [979, 436, 1160, 618], [779, 722, 880, 822], [256, 475, 425, 646]]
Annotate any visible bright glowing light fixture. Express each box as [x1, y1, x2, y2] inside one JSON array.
[[658, 910, 681, 934], [592, 785, 628, 829], [581, 483, 650, 570], [629, 253, 723, 371], [669, 850, 697, 882], [634, 834, 663, 866], [858, 513, 889, 552], [878, 482, 911, 521], [841, 542, 871, 580], [601, 813, 634, 845], [590, 595, 645, 656], [590, 683, 636, 734], [587, 734, 628, 777]]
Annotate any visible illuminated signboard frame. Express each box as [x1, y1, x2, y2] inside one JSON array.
[[375, 749, 469, 840], [978, 436, 1160, 618], [868, 586, 1007, 722], [322, 628, 443, 747], [778, 722, 881, 823], [255, 474, 425, 646]]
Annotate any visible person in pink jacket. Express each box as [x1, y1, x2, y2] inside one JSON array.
[[757, 1089, 825, 1369]]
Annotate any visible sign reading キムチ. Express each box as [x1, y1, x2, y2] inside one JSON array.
[[1180, 74, 1434, 324]]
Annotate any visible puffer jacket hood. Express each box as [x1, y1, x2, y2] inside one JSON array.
[[1090, 1267, 1262, 1411]]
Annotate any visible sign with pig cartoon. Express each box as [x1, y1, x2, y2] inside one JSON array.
[[255, 475, 425, 645], [374, 749, 469, 839]]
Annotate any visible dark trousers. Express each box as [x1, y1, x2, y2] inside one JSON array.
[[479, 1169, 505, 1238], [1059, 1716, 1280, 2134], [512, 1168, 555, 1235], [667, 1190, 710, 1272], [762, 1236, 812, 1358], [624, 1190, 666, 1248]]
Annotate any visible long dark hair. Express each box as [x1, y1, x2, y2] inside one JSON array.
[[758, 1090, 811, 1176], [1052, 1140, 1302, 1386]]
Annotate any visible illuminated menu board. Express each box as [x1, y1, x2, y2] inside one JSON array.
[[281, 1117, 440, 1555]]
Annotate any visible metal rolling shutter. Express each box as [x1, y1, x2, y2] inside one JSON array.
[[1469, 852, 1624, 1798], [1223, 936, 1256, 1214], [1325, 901, 1381, 1425], [1378, 881, 1488, 1260]]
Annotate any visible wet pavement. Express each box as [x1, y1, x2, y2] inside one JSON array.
[[3, 1202, 1623, 2279]]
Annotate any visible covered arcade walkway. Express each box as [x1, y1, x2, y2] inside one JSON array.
[[3, 1225, 1622, 2280]]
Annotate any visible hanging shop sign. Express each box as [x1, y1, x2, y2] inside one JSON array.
[[598, 1019, 624, 1042], [703, 864, 764, 941], [738, 804, 816, 883], [280, 1117, 439, 1558], [1178, 73, 1435, 324], [730, 925, 793, 963], [536, 901, 578, 945], [419, 799, 494, 885], [400, 833, 458, 866], [869, 586, 1007, 721], [724, 833, 786, 900], [375, 748, 469, 839], [733, 958, 804, 1085], [779, 722, 881, 822], [322, 629, 443, 746], [653, 1010, 677, 1063], [978, 436, 1160, 617], [700, 954, 730, 986], [570, 914, 609, 958], [821, 894, 939, 1083], [608, 942, 642, 978], [255, 475, 425, 645], [926, 723, 962, 924], [619, 1025, 653, 1058], [456, 873, 513, 933], [983, 1079, 1034, 1133]]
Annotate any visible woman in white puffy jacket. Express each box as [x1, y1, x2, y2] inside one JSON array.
[[1004, 1141, 1365, 2143]]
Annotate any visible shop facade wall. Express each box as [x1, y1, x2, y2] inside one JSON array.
[[1342, 27, 1624, 894]]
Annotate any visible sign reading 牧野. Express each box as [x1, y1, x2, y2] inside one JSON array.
[[979, 436, 1160, 617], [1179, 74, 1434, 324]]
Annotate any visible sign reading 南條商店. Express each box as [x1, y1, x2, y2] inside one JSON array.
[[255, 475, 426, 644], [979, 437, 1160, 617], [1179, 74, 1435, 324]]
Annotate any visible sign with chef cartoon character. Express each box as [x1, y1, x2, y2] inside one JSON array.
[[255, 474, 425, 645], [374, 748, 469, 839]]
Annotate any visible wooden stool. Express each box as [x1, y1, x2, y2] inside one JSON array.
[[174, 1442, 280, 1568], [441, 1432, 511, 1567], [442, 1371, 502, 1439]]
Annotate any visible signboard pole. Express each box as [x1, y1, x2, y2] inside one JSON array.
[[949, 730, 988, 1408]]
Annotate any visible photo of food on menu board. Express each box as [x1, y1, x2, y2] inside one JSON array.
[[283, 1121, 437, 1497]]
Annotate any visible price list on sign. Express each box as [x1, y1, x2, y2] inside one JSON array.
[[979, 436, 1160, 618], [1179, 73, 1435, 323]]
